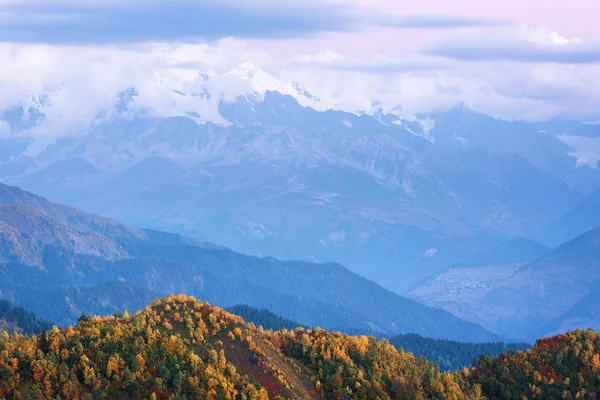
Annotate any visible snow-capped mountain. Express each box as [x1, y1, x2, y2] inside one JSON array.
[[224, 61, 323, 109], [1, 66, 599, 294]]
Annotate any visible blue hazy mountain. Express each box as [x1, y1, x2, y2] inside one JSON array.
[[0, 182, 505, 342], [450, 236, 550, 268], [546, 187, 600, 246], [0, 81, 598, 294], [411, 225, 600, 340]]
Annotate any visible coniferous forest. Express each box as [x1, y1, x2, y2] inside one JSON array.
[[389, 334, 530, 372], [0, 301, 53, 335], [1, 295, 599, 400]]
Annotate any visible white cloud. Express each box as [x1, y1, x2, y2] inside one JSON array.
[[1, 27, 600, 143], [295, 53, 452, 74], [423, 26, 600, 63], [0, 41, 261, 137], [527, 27, 582, 46]]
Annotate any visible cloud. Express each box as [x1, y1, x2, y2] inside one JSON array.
[[278, 47, 600, 122], [380, 14, 510, 29], [423, 26, 600, 64], [2, 36, 600, 146], [289, 51, 453, 74], [0, 0, 509, 44], [0, 120, 9, 137]]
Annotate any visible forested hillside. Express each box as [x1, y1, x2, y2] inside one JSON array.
[[0, 300, 52, 334], [225, 305, 308, 331], [390, 334, 530, 372], [229, 304, 531, 372], [1, 295, 599, 399], [468, 330, 600, 399]]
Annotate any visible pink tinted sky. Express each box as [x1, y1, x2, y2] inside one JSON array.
[[250, 0, 599, 57]]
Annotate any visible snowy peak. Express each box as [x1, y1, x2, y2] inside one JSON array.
[[198, 69, 218, 81], [224, 62, 322, 109], [226, 61, 261, 80], [291, 82, 319, 101], [226, 61, 283, 94]]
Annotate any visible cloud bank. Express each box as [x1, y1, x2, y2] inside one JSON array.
[[0, 21, 599, 145], [423, 26, 600, 64], [0, 0, 508, 44]]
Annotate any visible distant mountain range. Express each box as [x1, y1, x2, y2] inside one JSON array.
[[1, 66, 599, 294], [0, 182, 503, 342], [410, 225, 600, 340]]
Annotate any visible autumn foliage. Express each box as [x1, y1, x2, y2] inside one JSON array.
[[0, 295, 599, 399], [467, 329, 600, 399]]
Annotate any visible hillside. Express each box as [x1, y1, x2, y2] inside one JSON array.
[[467, 330, 600, 399], [0, 182, 195, 267], [1, 296, 599, 399], [0, 295, 477, 399], [0, 183, 502, 342], [225, 305, 308, 332], [411, 226, 600, 339], [539, 290, 600, 337], [483, 226, 600, 338], [389, 334, 530, 372], [449, 236, 550, 268], [0, 300, 52, 334], [228, 305, 531, 372], [547, 187, 600, 245]]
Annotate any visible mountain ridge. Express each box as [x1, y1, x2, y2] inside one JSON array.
[[0, 182, 504, 342], [1, 92, 593, 293]]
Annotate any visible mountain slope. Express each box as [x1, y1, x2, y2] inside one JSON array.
[[484, 226, 600, 337], [390, 334, 530, 372], [547, 187, 600, 245], [1, 296, 599, 400], [450, 236, 550, 268], [0, 183, 502, 342], [0, 181, 196, 267], [412, 226, 600, 339], [225, 305, 308, 332], [538, 290, 600, 337], [227, 305, 532, 372], [0, 295, 481, 399], [0, 299, 52, 334]]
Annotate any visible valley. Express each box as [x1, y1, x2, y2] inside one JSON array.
[[408, 263, 526, 332], [410, 227, 600, 339]]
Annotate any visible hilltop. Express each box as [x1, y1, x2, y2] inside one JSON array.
[[1, 295, 599, 399], [0, 295, 478, 399]]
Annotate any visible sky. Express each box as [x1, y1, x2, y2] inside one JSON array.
[[0, 0, 599, 140], [255, 0, 599, 57]]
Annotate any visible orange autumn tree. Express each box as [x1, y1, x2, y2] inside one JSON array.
[[1, 295, 599, 399]]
